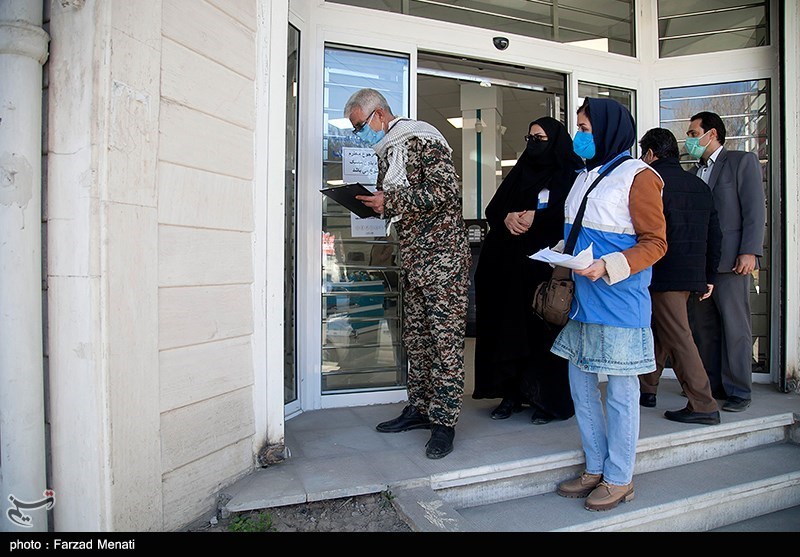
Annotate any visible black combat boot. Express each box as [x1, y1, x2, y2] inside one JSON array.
[[376, 405, 431, 433], [425, 424, 455, 459]]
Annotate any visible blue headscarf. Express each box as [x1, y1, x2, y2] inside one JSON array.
[[583, 97, 636, 170]]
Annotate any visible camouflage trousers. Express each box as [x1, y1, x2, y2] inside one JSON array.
[[402, 276, 469, 428]]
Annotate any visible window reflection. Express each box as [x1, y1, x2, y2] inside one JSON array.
[[327, 0, 635, 56], [578, 82, 636, 153], [657, 0, 769, 57], [659, 80, 771, 373], [659, 81, 769, 164], [578, 82, 635, 113], [321, 45, 410, 393]]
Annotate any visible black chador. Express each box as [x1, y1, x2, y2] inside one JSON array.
[[472, 117, 583, 422]]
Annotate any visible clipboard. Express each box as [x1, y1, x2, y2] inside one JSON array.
[[320, 183, 380, 219]]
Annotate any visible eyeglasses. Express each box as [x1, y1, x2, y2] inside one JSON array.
[[524, 134, 548, 143], [352, 110, 376, 134]]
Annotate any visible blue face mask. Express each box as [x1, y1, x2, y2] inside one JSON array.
[[572, 132, 595, 160], [573, 131, 596, 160], [355, 111, 385, 145], [357, 126, 385, 146]]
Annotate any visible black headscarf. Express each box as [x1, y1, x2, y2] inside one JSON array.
[[583, 97, 636, 170], [485, 116, 583, 226]]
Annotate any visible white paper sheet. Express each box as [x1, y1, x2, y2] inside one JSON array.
[[529, 243, 594, 270]]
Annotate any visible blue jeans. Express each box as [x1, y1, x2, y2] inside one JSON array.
[[568, 362, 640, 486]]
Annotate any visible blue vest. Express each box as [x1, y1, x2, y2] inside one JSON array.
[[564, 159, 662, 328]]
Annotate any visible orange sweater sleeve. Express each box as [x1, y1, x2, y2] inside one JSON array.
[[624, 168, 667, 275]]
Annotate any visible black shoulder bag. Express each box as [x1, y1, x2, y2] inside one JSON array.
[[533, 155, 632, 327]]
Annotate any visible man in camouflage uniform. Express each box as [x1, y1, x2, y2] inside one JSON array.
[[344, 88, 471, 459]]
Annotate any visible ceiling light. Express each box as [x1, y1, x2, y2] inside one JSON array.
[[328, 118, 353, 130], [447, 117, 463, 129], [327, 68, 380, 79], [501, 159, 517, 167], [417, 67, 545, 92]]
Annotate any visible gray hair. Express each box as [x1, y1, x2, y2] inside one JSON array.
[[343, 88, 393, 119]]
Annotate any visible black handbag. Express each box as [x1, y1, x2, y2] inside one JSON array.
[[532, 156, 632, 326]]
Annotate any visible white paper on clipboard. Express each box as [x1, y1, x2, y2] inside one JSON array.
[[350, 185, 386, 237]]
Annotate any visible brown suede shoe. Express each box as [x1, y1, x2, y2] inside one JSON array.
[[556, 472, 603, 498], [584, 481, 634, 511]]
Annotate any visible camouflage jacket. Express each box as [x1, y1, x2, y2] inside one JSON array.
[[377, 135, 471, 287]]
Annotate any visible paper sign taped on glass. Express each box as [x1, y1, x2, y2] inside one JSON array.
[[320, 183, 380, 219], [529, 243, 594, 270]]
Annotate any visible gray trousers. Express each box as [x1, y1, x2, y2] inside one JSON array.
[[688, 272, 753, 400]]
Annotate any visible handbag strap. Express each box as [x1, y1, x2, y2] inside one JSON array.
[[563, 155, 632, 255]]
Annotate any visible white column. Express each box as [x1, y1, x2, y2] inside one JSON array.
[[0, 1, 50, 533], [254, 0, 289, 454], [460, 83, 503, 220]]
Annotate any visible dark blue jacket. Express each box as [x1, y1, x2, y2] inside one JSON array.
[[649, 157, 722, 293]]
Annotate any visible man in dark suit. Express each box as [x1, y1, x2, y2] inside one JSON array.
[[637, 128, 722, 425], [685, 111, 765, 412]]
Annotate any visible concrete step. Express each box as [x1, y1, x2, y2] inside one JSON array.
[[214, 383, 798, 533], [419, 413, 794, 510], [710, 503, 800, 531], [460, 441, 800, 532], [393, 415, 800, 532]]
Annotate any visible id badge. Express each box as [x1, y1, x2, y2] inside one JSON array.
[[537, 188, 550, 210]]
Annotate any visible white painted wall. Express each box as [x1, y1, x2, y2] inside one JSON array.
[[157, 0, 260, 531], [47, 0, 163, 531], [47, 0, 110, 531], [46, 0, 269, 531]]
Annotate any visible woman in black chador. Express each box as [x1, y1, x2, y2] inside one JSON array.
[[472, 116, 583, 423]]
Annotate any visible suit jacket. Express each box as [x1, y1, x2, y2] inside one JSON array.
[[701, 147, 765, 273]]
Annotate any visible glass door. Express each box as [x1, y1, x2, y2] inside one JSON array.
[[284, 24, 300, 412], [415, 52, 568, 341], [320, 45, 410, 394]]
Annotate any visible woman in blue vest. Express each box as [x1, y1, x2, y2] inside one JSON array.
[[552, 98, 667, 511]]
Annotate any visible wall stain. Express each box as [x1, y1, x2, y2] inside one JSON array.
[[73, 342, 92, 360], [0, 152, 33, 209]]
